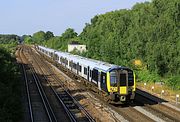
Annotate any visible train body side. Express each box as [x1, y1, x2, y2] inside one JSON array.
[[37, 45, 136, 103]]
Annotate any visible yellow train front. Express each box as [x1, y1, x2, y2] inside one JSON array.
[[105, 67, 136, 103]]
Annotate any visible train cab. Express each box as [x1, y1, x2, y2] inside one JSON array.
[[107, 67, 135, 103]]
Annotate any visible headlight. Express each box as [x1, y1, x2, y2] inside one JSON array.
[[110, 87, 113, 91]]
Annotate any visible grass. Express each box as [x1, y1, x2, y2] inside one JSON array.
[[137, 82, 180, 102]]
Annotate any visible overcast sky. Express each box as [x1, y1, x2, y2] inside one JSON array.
[[0, 0, 149, 36]]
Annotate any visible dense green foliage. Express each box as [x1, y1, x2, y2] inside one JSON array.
[[25, 0, 180, 89], [23, 31, 54, 44], [80, 0, 180, 76], [25, 28, 78, 51], [0, 45, 22, 121], [78, 0, 180, 88], [0, 34, 19, 44], [45, 28, 78, 51], [0, 34, 22, 121]]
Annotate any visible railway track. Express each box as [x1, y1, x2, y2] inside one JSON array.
[[135, 91, 180, 122], [18, 47, 57, 122], [19, 51, 33, 122], [38, 47, 180, 122], [31, 46, 95, 122], [32, 46, 159, 122], [32, 46, 157, 122], [19, 45, 95, 122], [21, 47, 71, 122], [19, 45, 180, 122], [35, 48, 156, 121]]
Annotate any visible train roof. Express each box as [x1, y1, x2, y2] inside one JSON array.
[[38, 46, 129, 72], [39, 45, 55, 53], [55, 51, 117, 72]]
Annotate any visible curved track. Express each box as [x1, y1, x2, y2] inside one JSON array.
[[32, 46, 95, 122], [18, 47, 56, 122], [19, 45, 95, 122]]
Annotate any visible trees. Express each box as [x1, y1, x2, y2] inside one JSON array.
[[43, 28, 78, 51], [22, 35, 33, 44], [61, 28, 78, 39], [22, 31, 54, 45], [32, 31, 46, 44], [0, 46, 22, 121], [45, 31, 54, 40], [0, 34, 19, 44], [79, 0, 180, 87], [23, 0, 180, 89]]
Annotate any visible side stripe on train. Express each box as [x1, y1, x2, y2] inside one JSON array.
[[107, 72, 110, 92], [133, 73, 136, 91]]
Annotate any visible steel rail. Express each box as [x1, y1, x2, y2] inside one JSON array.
[[31, 53, 77, 122], [32, 48, 95, 122], [19, 48, 34, 122], [30, 67, 57, 122], [40, 53, 95, 122], [21, 47, 57, 122], [51, 71, 95, 122], [135, 90, 180, 122]]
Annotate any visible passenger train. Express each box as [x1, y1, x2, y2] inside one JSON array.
[[37, 45, 136, 103]]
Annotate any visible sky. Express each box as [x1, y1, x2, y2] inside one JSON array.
[[0, 0, 149, 36]]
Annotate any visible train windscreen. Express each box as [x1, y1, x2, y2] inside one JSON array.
[[120, 73, 127, 86], [128, 71, 134, 86], [110, 71, 117, 86]]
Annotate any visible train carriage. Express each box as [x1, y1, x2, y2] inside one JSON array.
[[37, 45, 136, 103]]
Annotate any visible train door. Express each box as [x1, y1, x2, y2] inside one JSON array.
[[89, 69, 92, 82], [98, 71, 101, 90], [68, 60, 70, 69], [101, 72, 107, 92], [65, 59, 67, 66], [70, 61, 72, 71], [87, 66, 90, 81], [77, 62, 79, 75], [117, 70, 128, 95]]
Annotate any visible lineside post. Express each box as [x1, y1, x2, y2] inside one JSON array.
[[161, 90, 164, 98], [176, 94, 179, 104]]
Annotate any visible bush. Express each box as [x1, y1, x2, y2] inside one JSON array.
[[166, 76, 180, 90], [0, 46, 22, 122], [136, 70, 161, 83]]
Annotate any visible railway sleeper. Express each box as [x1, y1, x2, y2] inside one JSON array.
[[65, 104, 77, 109], [61, 97, 72, 101], [59, 94, 71, 98]]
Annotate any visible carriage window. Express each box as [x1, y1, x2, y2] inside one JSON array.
[[84, 67, 87, 75], [128, 71, 134, 86], [110, 71, 117, 86], [73, 63, 76, 69], [64, 58, 67, 65], [90, 70, 92, 77], [69, 61, 72, 67], [92, 69, 98, 82], [103, 76, 105, 84], [79, 65, 82, 72]]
